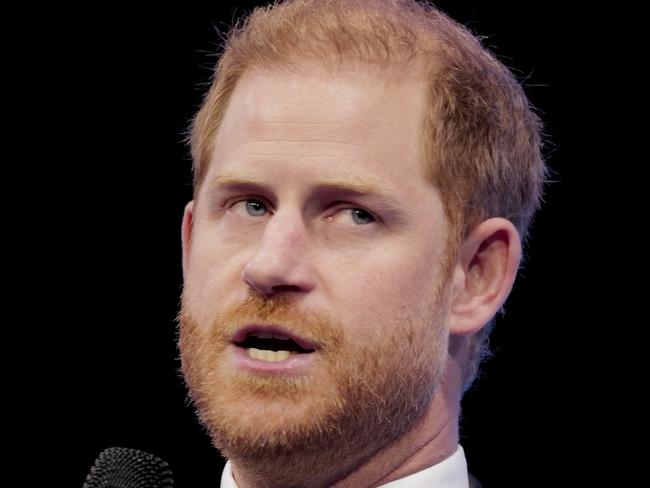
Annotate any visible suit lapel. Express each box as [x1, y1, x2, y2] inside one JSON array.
[[468, 473, 483, 488]]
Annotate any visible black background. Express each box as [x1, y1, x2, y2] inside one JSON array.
[[30, 1, 608, 486]]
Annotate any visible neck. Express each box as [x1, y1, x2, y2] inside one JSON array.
[[231, 348, 465, 488], [331, 353, 463, 488]]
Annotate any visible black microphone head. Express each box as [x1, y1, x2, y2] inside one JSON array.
[[83, 447, 174, 488]]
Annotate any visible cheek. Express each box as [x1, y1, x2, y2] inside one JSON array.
[[331, 248, 442, 337], [190, 219, 251, 271], [184, 231, 248, 319]]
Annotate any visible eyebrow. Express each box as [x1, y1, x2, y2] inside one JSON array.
[[207, 173, 408, 217], [210, 173, 398, 200]]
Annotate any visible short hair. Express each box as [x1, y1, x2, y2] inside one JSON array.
[[188, 0, 548, 392]]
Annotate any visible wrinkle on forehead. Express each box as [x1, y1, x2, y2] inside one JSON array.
[[210, 67, 430, 175]]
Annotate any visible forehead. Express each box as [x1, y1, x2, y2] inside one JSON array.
[[204, 66, 433, 198]]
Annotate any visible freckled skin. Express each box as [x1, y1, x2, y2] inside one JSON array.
[[180, 67, 457, 488]]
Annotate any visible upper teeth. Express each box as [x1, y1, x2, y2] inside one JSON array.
[[247, 348, 292, 361]]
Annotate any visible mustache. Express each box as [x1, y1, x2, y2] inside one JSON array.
[[179, 288, 343, 352]]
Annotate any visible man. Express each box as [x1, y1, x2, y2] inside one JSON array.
[[178, 1, 546, 487]]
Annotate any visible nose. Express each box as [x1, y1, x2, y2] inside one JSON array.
[[241, 211, 315, 297]]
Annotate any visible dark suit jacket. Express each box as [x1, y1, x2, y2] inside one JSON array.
[[469, 473, 483, 488]]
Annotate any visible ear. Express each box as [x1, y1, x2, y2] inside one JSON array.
[[448, 218, 522, 336], [181, 201, 195, 279]]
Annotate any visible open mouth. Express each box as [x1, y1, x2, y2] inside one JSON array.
[[234, 331, 317, 362]]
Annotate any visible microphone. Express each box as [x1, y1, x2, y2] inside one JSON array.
[[83, 447, 174, 488]]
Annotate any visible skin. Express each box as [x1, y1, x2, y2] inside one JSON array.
[[180, 66, 521, 487]]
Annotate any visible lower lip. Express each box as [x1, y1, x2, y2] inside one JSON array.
[[228, 344, 319, 375]]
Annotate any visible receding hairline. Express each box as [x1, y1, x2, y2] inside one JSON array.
[[193, 58, 441, 198]]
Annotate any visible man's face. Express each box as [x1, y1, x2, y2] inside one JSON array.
[[180, 67, 454, 480]]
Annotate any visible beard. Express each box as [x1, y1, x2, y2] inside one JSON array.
[[178, 283, 450, 488]]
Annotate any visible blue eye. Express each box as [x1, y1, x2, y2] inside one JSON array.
[[349, 208, 375, 225], [325, 207, 376, 226], [228, 199, 376, 226], [232, 199, 268, 217]]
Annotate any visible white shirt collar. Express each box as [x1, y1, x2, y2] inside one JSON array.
[[220, 445, 469, 488]]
